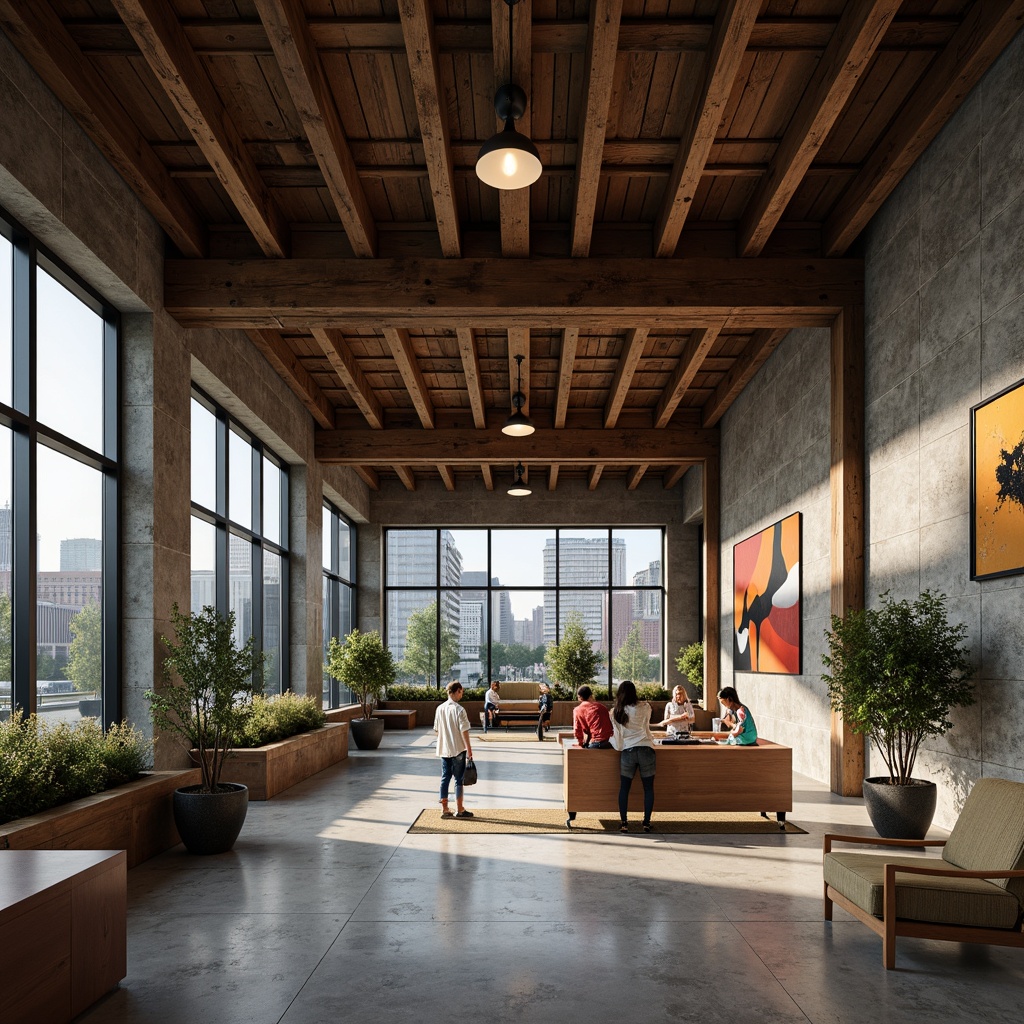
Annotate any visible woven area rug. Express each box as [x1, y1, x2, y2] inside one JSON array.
[[408, 808, 806, 835], [477, 731, 551, 742]]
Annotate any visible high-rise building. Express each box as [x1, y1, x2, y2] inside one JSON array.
[[60, 537, 103, 571], [542, 536, 625, 649]]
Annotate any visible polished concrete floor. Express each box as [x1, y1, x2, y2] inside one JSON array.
[[80, 730, 1024, 1024]]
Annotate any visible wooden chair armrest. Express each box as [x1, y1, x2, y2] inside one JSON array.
[[884, 864, 1024, 881], [823, 833, 947, 854]]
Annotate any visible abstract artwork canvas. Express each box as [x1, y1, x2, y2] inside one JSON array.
[[972, 377, 1024, 580], [733, 512, 801, 674]]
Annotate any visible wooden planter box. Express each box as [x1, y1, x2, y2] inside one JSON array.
[[0, 769, 201, 868], [219, 723, 349, 801]]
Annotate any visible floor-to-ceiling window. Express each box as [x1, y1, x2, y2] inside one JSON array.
[[189, 387, 288, 695], [384, 527, 665, 693], [322, 500, 356, 708], [0, 208, 118, 725]]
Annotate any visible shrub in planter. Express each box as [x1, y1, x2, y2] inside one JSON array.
[[545, 612, 604, 692], [634, 683, 671, 701], [385, 683, 446, 703], [327, 629, 396, 750], [235, 691, 327, 748], [675, 640, 704, 702]]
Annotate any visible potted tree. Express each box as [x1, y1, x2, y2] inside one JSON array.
[[146, 604, 263, 854], [822, 591, 975, 839], [545, 612, 605, 694], [326, 628, 396, 750], [675, 640, 704, 704]]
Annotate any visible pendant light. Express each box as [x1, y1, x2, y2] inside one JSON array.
[[507, 462, 532, 497], [476, 0, 542, 190], [502, 353, 534, 437]]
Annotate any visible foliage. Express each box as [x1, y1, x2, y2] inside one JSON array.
[[384, 683, 447, 702], [612, 622, 659, 682], [147, 604, 264, 793], [675, 640, 704, 701], [822, 591, 975, 786], [399, 602, 458, 686], [634, 683, 670, 701], [0, 592, 10, 684], [0, 713, 152, 824], [545, 612, 605, 691], [236, 691, 327, 748], [66, 603, 103, 693], [327, 628, 397, 720]]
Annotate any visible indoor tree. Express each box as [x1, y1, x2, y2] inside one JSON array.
[[675, 640, 704, 701], [400, 601, 458, 687], [613, 622, 659, 682], [545, 611, 604, 691]]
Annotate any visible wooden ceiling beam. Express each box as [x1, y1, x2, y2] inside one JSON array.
[[653, 0, 762, 257], [111, 0, 289, 258], [382, 326, 435, 428], [456, 327, 486, 429], [438, 465, 456, 490], [662, 464, 693, 489], [548, 465, 559, 491], [554, 327, 578, 429], [394, 466, 417, 490], [653, 323, 724, 428], [738, 1, 901, 257], [398, 0, 461, 257], [604, 327, 648, 428], [481, 464, 495, 490], [315, 426, 719, 464], [702, 328, 790, 427], [588, 465, 604, 491], [570, 0, 624, 257], [310, 326, 384, 429], [626, 465, 648, 490], [248, 329, 334, 429], [253, 0, 377, 257], [825, 0, 1024, 256], [354, 466, 381, 490], [507, 327, 531, 417], [0, 0, 206, 258]]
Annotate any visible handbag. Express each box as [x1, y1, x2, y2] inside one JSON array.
[[463, 757, 478, 786]]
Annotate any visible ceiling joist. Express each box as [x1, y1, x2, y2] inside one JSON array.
[[702, 329, 791, 428], [383, 326, 436, 428], [248, 329, 334, 429], [456, 327, 486, 429], [604, 327, 649, 428], [654, 323, 724, 428], [311, 327, 384, 430], [554, 328, 579, 429]]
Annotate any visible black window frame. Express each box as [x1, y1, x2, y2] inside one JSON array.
[[322, 499, 357, 708]]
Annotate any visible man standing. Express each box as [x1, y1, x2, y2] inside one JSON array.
[[483, 679, 502, 732], [433, 681, 474, 818], [572, 685, 614, 748]]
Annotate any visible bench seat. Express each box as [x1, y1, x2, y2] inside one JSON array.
[[372, 709, 417, 729]]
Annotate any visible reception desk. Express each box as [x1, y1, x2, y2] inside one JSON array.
[[562, 734, 792, 822]]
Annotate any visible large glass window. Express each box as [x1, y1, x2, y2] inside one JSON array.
[[384, 528, 664, 693], [322, 500, 356, 708], [190, 387, 288, 696], [0, 210, 118, 724]]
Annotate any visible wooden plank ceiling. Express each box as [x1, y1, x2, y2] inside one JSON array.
[[3, 0, 1021, 491]]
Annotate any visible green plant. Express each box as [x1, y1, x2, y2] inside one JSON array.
[[822, 591, 975, 786], [66, 603, 102, 693], [634, 683, 670, 701], [100, 721, 152, 785], [399, 602, 458, 685], [545, 612, 605, 691], [146, 604, 264, 793], [327, 628, 397, 720], [675, 640, 704, 701], [383, 683, 446, 702], [613, 622, 660, 682], [236, 691, 326, 748]]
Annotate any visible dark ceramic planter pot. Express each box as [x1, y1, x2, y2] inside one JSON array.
[[349, 717, 385, 750], [173, 783, 249, 855], [862, 777, 937, 840], [78, 698, 103, 718]]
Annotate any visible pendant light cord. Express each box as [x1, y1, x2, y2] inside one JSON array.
[[507, 0, 513, 91]]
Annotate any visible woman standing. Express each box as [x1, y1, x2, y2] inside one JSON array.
[[611, 680, 656, 832]]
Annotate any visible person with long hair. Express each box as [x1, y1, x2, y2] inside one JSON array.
[[611, 680, 656, 832]]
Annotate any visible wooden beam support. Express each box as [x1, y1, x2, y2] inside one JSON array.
[[253, 0, 377, 257], [354, 466, 381, 490], [311, 327, 384, 430], [570, 0, 624, 257], [703, 452, 721, 706], [830, 304, 865, 796], [507, 327, 531, 416], [653, 0, 761, 257], [481, 464, 495, 490], [394, 466, 417, 490], [382, 326, 435, 428], [702, 328, 790, 428], [0, 0, 206, 258], [111, 0, 289, 258], [653, 323, 723, 428], [604, 327, 649, 427], [548, 465, 559, 491], [555, 328, 578, 429], [456, 327, 486, 429], [626, 465, 648, 490], [588, 465, 604, 491], [397, 0, 461, 256], [825, 0, 1024, 256], [248, 330, 333, 429], [438, 465, 456, 490], [662, 464, 692, 489]]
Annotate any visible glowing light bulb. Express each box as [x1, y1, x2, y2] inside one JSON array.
[[502, 152, 518, 177]]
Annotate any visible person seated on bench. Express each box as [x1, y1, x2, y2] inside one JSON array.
[[713, 686, 758, 745], [656, 685, 694, 738], [483, 680, 502, 732], [537, 682, 553, 741], [572, 685, 613, 748]]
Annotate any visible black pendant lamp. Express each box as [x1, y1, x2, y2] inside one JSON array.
[[476, 0, 542, 190], [502, 353, 534, 437], [507, 462, 532, 497]]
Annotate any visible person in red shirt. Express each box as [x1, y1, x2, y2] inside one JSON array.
[[573, 685, 614, 748]]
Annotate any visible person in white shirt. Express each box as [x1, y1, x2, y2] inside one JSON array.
[[611, 680, 656, 832], [482, 679, 502, 732], [657, 685, 694, 738], [433, 681, 474, 818]]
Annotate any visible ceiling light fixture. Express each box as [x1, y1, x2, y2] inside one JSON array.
[[476, 0, 542, 191], [507, 462, 532, 497], [502, 353, 534, 437]]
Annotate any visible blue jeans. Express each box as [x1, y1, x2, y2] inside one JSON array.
[[440, 751, 467, 802]]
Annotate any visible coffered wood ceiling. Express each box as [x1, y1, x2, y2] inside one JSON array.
[[2, 0, 1020, 491]]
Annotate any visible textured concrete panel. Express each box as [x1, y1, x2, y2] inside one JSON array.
[[919, 237, 981, 366], [981, 290, 1024, 397], [981, 24, 1024, 136], [982, 92, 1024, 223], [865, 220, 921, 322], [865, 295, 919, 404], [980, 586, 1024, 681], [920, 514, 978, 601], [867, 452, 921, 543], [920, 88, 981, 199], [979, 677, 1024, 772], [981, 190, 1024, 320], [921, 146, 981, 285], [865, 373, 919, 473], [918, 426, 969, 529], [919, 331, 980, 448]]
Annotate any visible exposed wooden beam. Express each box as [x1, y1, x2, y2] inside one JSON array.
[[310, 327, 384, 430], [438, 465, 456, 490], [653, 0, 762, 257], [339, 406, 700, 432], [571, 0, 624, 257], [456, 328, 486, 428], [604, 327, 649, 427], [662, 464, 692, 489], [626, 465, 648, 490], [588, 465, 604, 491], [316, 426, 719, 464], [491, 0, 532, 257], [507, 327, 531, 416], [354, 466, 381, 490], [825, 0, 1024, 256], [739, 1, 901, 256], [248, 329, 333, 429], [702, 328, 790, 428], [555, 328, 579, 429], [253, 0, 377, 257], [654, 324, 723, 428], [165, 257, 862, 330], [395, 466, 417, 490], [382, 326, 435, 428], [0, 0, 206, 257], [548, 465, 559, 490], [397, 0, 461, 256], [481, 464, 495, 490], [111, 0, 289, 258]]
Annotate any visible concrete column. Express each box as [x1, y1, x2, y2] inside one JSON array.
[[288, 460, 325, 699]]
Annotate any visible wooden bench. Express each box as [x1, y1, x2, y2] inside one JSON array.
[[0, 849, 127, 1023], [480, 699, 542, 731], [372, 709, 417, 729]]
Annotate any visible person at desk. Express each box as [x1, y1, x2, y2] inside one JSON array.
[[572, 685, 613, 748], [713, 686, 758, 745], [611, 680, 656, 833], [537, 682, 553, 741], [483, 680, 502, 732], [657, 685, 694, 738]]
